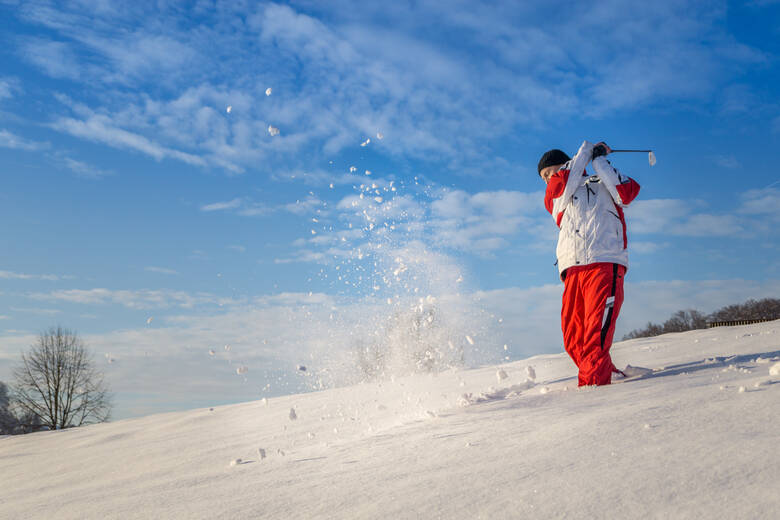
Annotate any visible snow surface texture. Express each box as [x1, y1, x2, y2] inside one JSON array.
[[2, 322, 779, 519]]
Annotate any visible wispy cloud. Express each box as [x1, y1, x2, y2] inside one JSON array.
[[63, 156, 114, 179], [20, 38, 82, 80], [144, 266, 179, 276], [0, 269, 61, 281], [51, 113, 206, 166], [0, 129, 49, 151], [30, 288, 243, 310], [629, 199, 746, 237], [0, 77, 16, 100], [714, 155, 741, 169], [200, 198, 243, 212], [9, 1, 767, 175], [10, 307, 62, 315]]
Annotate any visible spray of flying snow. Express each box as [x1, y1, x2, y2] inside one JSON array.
[[297, 175, 500, 390], [268, 125, 280, 136], [226, 105, 232, 114], [265, 87, 272, 96]]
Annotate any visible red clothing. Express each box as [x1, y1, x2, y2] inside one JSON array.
[[561, 262, 625, 386]]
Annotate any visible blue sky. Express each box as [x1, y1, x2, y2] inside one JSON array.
[[1, 0, 780, 419]]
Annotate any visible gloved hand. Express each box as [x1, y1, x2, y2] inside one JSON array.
[[592, 143, 608, 159]]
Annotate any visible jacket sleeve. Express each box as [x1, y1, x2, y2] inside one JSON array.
[[544, 169, 569, 222], [546, 140, 594, 225], [591, 155, 640, 206]]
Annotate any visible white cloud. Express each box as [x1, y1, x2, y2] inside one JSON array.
[[0, 269, 60, 281], [631, 241, 670, 254], [200, 198, 242, 212], [629, 198, 744, 237], [21, 38, 82, 80], [738, 188, 780, 217], [30, 288, 243, 310], [0, 129, 49, 151], [51, 114, 206, 167], [144, 266, 179, 276], [0, 78, 16, 100], [10, 1, 764, 175], [10, 307, 62, 315], [673, 213, 744, 237], [63, 157, 114, 179], [714, 155, 741, 169]]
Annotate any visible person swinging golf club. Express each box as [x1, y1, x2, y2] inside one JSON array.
[[538, 140, 644, 385]]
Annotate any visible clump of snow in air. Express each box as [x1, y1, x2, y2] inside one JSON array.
[[376, 132, 384, 140], [361, 138, 370, 147], [236, 366, 248, 375], [769, 362, 780, 376], [349, 166, 357, 173], [224, 345, 230, 352], [289, 407, 297, 421], [208, 349, 215, 356], [648, 151, 657, 166], [265, 87, 272, 96], [226, 105, 232, 114], [268, 125, 280, 136], [146, 317, 153, 325]]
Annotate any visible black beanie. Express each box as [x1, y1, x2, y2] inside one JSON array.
[[537, 149, 571, 175]]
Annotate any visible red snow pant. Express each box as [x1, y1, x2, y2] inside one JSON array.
[[561, 262, 625, 386]]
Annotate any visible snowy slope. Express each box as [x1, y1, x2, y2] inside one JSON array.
[[2, 322, 779, 519]]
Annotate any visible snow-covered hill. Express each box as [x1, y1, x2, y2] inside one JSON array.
[[2, 322, 779, 519]]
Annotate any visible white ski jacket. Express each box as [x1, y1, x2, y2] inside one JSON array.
[[544, 141, 641, 279]]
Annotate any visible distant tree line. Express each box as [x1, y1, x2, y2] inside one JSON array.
[[622, 298, 780, 340], [1, 326, 111, 436]]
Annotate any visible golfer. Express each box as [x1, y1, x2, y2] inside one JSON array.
[[538, 141, 641, 386]]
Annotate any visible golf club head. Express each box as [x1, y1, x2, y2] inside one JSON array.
[[648, 151, 656, 166]]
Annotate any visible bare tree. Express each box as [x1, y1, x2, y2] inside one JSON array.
[[12, 327, 111, 430], [0, 381, 16, 434]]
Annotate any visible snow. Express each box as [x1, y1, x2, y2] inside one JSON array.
[[769, 362, 780, 376], [265, 87, 272, 96], [268, 125, 280, 136], [1, 321, 779, 519]]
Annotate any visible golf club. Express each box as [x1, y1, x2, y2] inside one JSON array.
[[610, 149, 656, 166]]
